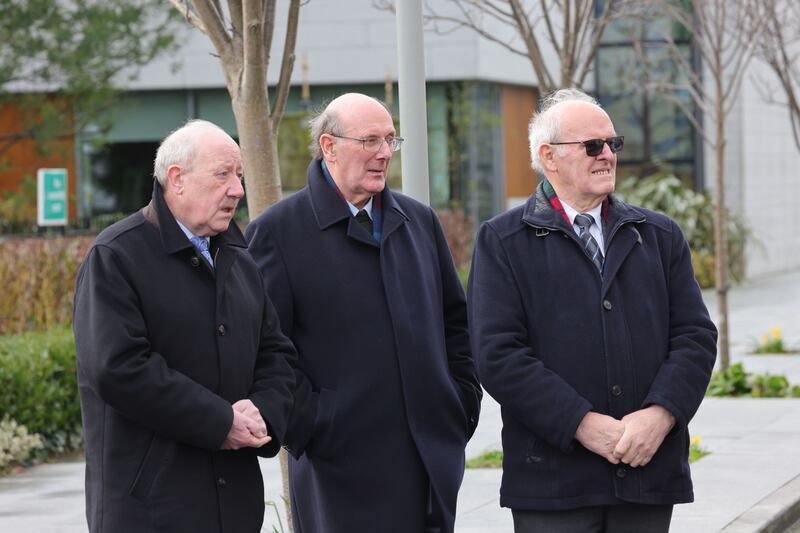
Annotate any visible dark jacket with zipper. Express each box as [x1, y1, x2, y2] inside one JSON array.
[[73, 181, 296, 533], [468, 181, 717, 510]]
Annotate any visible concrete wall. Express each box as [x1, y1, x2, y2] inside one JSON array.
[[738, 59, 800, 277], [126, 0, 542, 90]]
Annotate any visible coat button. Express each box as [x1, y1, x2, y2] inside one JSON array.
[[190, 257, 200, 267], [603, 300, 613, 310], [217, 477, 226, 486], [217, 324, 226, 336], [611, 385, 622, 397], [616, 467, 627, 478]]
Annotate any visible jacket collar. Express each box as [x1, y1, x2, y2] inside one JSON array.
[[142, 180, 247, 255], [522, 180, 644, 237], [306, 159, 409, 241]]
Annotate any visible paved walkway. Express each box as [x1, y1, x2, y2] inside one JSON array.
[[1, 269, 799, 532]]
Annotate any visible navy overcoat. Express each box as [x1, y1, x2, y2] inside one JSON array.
[[245, 160, 481, 532], [73, 182, 296, 533], [468, 181, 717, 510]]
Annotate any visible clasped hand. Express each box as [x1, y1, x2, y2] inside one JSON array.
[[221, 399, 272, 450], [574, 405, 675, 468]]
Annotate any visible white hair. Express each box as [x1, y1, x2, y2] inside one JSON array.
[[528, 88, 600, 174], [153, 119, 231, 186]]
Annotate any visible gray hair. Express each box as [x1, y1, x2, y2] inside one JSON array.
[[308, 105, 345, 160], [308, 95, 393, 160], [528, 88, 600, 174], [153, 119, 230, 186]]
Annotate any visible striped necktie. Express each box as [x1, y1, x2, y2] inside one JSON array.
[[574, 213, 604, 273], [190, 236, 213, 267]]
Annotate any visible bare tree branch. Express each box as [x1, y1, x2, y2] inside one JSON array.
[[755, 0, 800, 151], [189, 0, 233, 55], [374, 0, 625, 94], [168, 0, 209, 34], [263, 0, 277, 65], [271, 0, 301, 128], [228, 0, 243, 38]]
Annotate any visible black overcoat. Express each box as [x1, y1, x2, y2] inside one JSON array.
[[73, 182, 296, 533], [245, 160, 482, 532], [468, 181, 718, 510]]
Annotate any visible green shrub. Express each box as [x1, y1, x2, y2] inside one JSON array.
[[615, 174, 750, 288], [0, 235, 94, 335], [0, 417, 44, 473], [0, 328, 82, 456], [707, 362, 751, 396], [707, 362, 800, 398]]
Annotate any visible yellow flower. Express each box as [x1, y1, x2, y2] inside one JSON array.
[[770, 327, 782, 341], [691, 436, 701, 445]]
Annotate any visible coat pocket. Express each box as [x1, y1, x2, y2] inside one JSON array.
[[307, 388, 337, 459], [129, 434, 171, 501], [524, 437, 550, 468]]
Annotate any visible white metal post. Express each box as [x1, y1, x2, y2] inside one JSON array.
[[395, 0, 430, 205]]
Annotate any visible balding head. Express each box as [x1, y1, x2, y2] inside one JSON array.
[[309, 93, 396, 208], [308, 93, 392, 160]]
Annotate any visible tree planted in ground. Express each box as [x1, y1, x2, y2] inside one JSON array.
[[168, 0, 304, 219], [629, 0, 766, 371]]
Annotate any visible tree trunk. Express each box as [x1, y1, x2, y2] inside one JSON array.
[[231, 98, 283, 219], [714, 79, 730, 371], [279, 448, 292, 532]]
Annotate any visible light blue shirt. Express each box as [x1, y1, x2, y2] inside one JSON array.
[[175, 220, 213, 266], [346, 196, 374, 219]]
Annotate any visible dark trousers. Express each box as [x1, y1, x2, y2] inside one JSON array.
[[512, 503, 673, 533]]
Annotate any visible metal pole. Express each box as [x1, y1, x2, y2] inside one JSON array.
[[395, 0, 430, 205]]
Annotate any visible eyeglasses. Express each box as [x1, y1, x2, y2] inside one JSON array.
[[331, 134, 404, 153], [549, 136, 624, 157]]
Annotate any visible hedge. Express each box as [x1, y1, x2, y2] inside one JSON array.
[[0, 235, 94, 335], [0, 328, 82, 456]]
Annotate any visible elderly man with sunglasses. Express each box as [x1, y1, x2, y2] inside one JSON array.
[[245, 93, 481, 532], [468, 88, 717, 533]]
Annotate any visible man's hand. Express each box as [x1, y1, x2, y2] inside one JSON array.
[[221, 404, 271, 450], [575, 411, 626, 464], [612, 405, 676, 467], [232, 399, 268, 437]]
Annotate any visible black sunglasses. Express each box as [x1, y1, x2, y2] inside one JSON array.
[[550, 136, 624, 157]]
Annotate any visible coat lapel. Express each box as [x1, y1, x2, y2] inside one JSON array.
[[145, 179, 247, 281], [380, 187, 409, 242], [211, 223, 248, 286], [306, 159, 407, 248]]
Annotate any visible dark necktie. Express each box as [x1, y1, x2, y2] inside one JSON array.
[[355, 209, 373, 236], [574, 213, 604, 273]]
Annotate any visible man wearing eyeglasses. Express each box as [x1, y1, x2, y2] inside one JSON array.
[[468, 88, 717, 532], [245, 93, 481, 533]]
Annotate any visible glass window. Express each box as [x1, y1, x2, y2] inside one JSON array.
[[595, 3, 698, 185]]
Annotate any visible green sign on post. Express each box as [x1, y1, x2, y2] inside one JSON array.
[[37, 168, 68, 226]]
